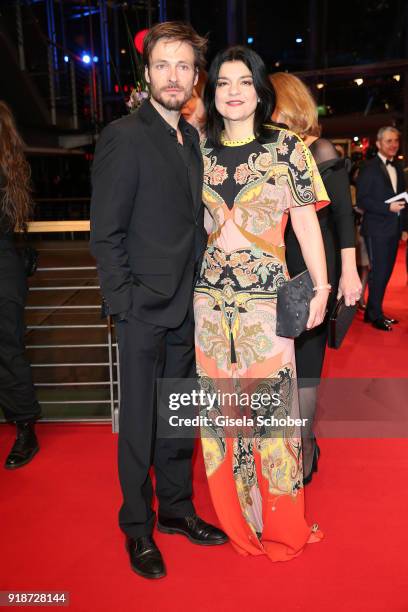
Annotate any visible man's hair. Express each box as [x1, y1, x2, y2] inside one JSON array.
[[377, 126, 400, 141], [205, 46, 276, 148], [143, 21, 208, 70], [270, 72, 320, 139]]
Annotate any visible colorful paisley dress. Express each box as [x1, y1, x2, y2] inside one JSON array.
[[194, 126, 328, 561]]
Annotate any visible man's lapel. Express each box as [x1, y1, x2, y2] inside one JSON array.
[[376, 155, 395, 193], [138, 101, 192, 203], [183, 119, 203, 219]]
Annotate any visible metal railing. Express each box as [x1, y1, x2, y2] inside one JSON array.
[[24, 221, 119, 431]]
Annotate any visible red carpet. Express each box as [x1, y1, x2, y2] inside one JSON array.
[[1, 245, 407, 612]]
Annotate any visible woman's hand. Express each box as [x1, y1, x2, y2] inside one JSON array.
[[337, 268, 362, 306], [306, 289, 330, 329]]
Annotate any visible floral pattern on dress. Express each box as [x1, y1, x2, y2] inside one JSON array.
[[194, 125, 327, 561]]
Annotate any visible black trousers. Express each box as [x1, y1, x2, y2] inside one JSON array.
[[115, 307, 196, 539], [365, 234, 400, 321], [0, 298, 41, 423]]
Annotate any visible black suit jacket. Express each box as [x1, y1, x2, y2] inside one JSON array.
[[90, 100, 206, 328], [356, 155, 406, 237]]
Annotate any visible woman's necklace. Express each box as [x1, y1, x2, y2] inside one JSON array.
[[220, 131, 256, 147]]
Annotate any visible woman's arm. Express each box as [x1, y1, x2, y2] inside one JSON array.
[[289, 204, 330, 329], [310, 139, 362, 305]]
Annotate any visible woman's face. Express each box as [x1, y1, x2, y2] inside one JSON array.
[[215, 60, 258, 124]]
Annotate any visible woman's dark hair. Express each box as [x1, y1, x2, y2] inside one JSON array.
[[204, 46, 276, 148], [0, 101, 32, 231]]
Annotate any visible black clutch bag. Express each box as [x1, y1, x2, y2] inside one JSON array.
[[276, 270, 314, 338], [327, 296, 357, 349]]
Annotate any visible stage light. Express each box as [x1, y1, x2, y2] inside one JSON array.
[[120, 49, 126, 55], [93, 56, 99, 63], [134, 29, 149, 54], [296, 37, 303, 43], [353, 136, 359, 142], [354, 78, 363, 86], [316, 83, 324, 89], [247, 37, 254, 44], [393, 74, 400, 82], [64, 55, 69, 63], [275, 61, 280, 67], [82, 54, 91, 64]]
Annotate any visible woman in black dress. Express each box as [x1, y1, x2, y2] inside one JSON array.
[[0, 101, 41, 469], [270, 73, 362, 482]]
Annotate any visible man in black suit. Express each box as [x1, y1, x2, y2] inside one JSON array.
[[90, 22, 226, 580], [356, 127, 406, 331]]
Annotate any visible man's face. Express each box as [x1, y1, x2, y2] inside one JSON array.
[[377, 130, 400, 160], [145, 38, 198, 111]]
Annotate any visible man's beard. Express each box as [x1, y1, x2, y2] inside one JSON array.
[[150, 82, 193, 111]]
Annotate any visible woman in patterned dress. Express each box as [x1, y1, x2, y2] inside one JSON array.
[[194, 47, 330, 561]]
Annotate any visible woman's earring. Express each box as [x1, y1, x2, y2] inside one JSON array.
[[257, 97, 260, 103]]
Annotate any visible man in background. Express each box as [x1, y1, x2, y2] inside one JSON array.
[[357, 126, 406, 330]]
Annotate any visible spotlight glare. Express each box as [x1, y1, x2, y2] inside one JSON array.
[[296, 37, 303, 43], [82, 54, 91, 64], [353, 136, 359, 142], [64, 55, 69, 63], [93, 56, 99, 63], [316, 82, 324, 89], [247, 37, 254, 44], [393, 74, 400, 82], [354, 78, 363, 86]]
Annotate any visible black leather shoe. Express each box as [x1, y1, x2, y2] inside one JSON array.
[[126, 536, 166, 579], [371, 318, 392, 331], [384, 316, 399, 325], [5, 423, 39, 470], [157, 514, 228, 546]]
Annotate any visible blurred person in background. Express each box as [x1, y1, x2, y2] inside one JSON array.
[[270, 72, 361, 483], [350, 164, 370, 310], [181, 70, 206, 135], [356, 127, 406, 329], [0, 101, 41, 469]]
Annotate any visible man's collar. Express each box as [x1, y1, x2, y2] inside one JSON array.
[[138, 99, 194, 137], [378, 152, 393, 165]]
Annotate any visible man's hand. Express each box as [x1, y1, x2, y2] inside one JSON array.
[[389, 201, 405, 214], [402, 231, 408, 242]]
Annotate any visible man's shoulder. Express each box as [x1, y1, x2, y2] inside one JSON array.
[[363, 156, 381, 169], [102, 111, 144, 138], [358, 156, 381, 176]]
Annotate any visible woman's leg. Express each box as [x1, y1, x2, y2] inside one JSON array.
[[299, 386, 318, 476], [0, 298, 40, 423]]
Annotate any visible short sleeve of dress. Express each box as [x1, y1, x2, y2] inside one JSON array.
[[284, 133, 330, 209]]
